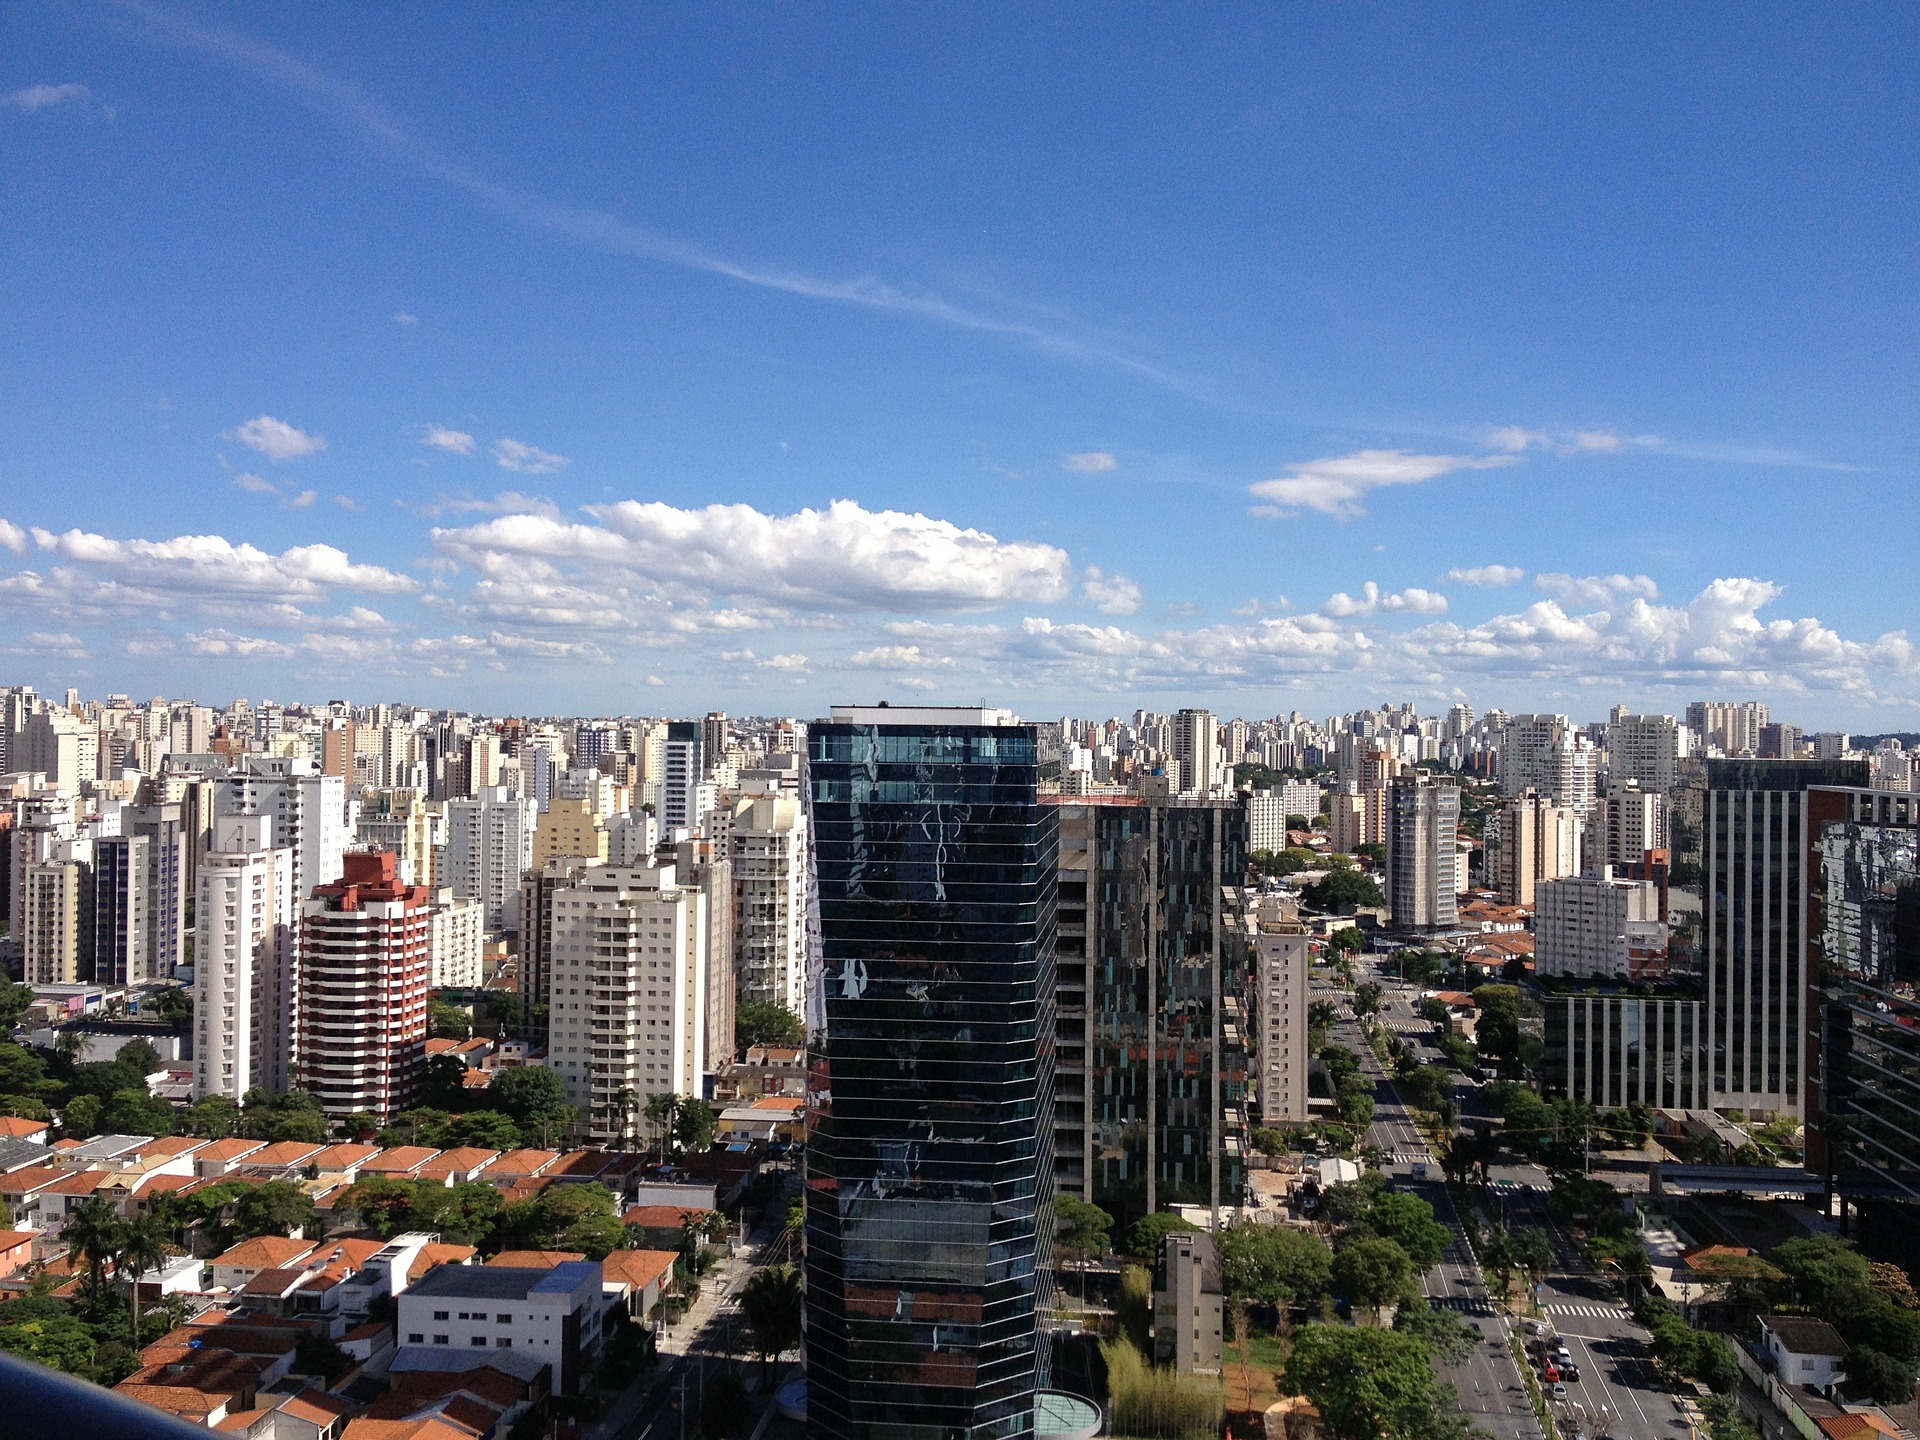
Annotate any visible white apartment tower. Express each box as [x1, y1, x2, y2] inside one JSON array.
[[214, 757, 347, 904], [1250, 925, 1311, 1123], [1172, 708, 1221, 797], [443, 786, 536, 932], [1534, 871, 1666, 982], [195, 815, 298, 1099], [429, 890, 485, 989], [1585, 782, 1668, 873], [1386, 775, 1459, 930], [728, 793, 810, 1014], [1606, 713, 1687, 793], [1487, 788, 1580, 907], [545, 863, 708, 1141]]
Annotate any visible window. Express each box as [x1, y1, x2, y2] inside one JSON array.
[[433, 1310, 449, 1321], [496, 1337, 513, 1347], [432, 1334, 449, 1345], [408, 1333, 424, 1343], [472, 1336, 487, 1346], [497, 1313, 512, 1323]]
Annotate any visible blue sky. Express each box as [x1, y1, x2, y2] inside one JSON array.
[[1, 3, 1914, 726]]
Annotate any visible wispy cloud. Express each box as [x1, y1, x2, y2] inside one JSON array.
[[2, 83, 105, 117], [1064, 451, 1118, 474], [492, 438, 567, 474], [231, 414, 325, 462], [117, 2, 1181, 387], [1534, 572, 1660, 607], [393, 309, 418, 325], [285, 489, 318, 509], [421, 424, 476, 456], [232, 473, 277, 495], [1444, 564, 1526, 587], [1081, 566, 1143, 615], [1320, 582, 1448, 618], [1249, 449, 1519, 519]]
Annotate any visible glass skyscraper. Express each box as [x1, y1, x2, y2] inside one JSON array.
[[804, 707, 1057, 1440]]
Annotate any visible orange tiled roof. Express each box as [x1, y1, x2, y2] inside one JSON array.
[[415, 1147, 500, 1177], [196, 1139, 269, 1163], [0, 1117, 47, 1139], [342, 1417, 482, 1440], [485, 1249, 584, 1269], [600, 1249, 676, 1290], [138, 1135, 209, 1158], [360, 1146, 441, 1173], [488, 1149, 559, 1175], [238, 1141, 326, 1169], [212, 1235, 316, 1271], [308, 1143, 382, 1171], [407, 1242, 478, 1283], [623, 1205, 711, 1229]]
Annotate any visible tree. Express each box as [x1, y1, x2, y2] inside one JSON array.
[[412, 1181, 504, 1246], [740, 1263, 804, 1385], [1848, 1345, 1918, 1405], [674, 1097, 718, 1154], [1357, 1191, 1449, 1270], [180, 1094, 241, 1138], [1303, 870, 1385, 913], [1328, 926, 1366, 956], [1392, 1300, 1477, 1365], [1332, 1235, 1414, 1319], [116, 1211, 172, 1346], [560, 1212, 628, 1259], [240, 1089, 329, 1143], [735, 1001, 805, 1050], [1471, 985, 1523, 1072], [443, 1109, 523, 1150], [428, 1000, 473, 1040], [64, 1196, 127, 1299], [700, 1373, 753, 1440], [147, 987, 193, 1029], [61, 1093, 103, 1139], [424, 1052, 473, 1111], [1351, 983, 1384, 1019], [479, 991, 524, 1036], [101, 1087, 175, 1137], [1218, 1222, 1333, 1310], [488, 1065, 575, 1144], [115, 1038, 164, 1077], [342, 1177, 418, 1238], [233, 1180, 317, 1239], [1054, 1197, 1113, 1304], [1283, 1323, 1470, 1440], [644, 1091, 679, 1161], [0, 982, 36, 1031], [1123, 1211, 1200, 1261], [1772, 1236, 1872, 1311]]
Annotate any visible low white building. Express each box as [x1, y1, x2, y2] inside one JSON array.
[[397, 1259, 607, 1395], [1756, 1313, 1847, 1394]]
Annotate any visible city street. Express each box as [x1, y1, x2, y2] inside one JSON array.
[[1329, 962, 1678, 1440]]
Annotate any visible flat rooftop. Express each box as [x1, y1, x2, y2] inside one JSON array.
[[405, 1261, 598, 1301], [828, 705, 1021, 727]]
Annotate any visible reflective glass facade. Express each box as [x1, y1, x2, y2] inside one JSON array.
[[804, 720, 1056, 1440], [1814, 788, 1920, 1263], [1538, 984, 1707, 1109]]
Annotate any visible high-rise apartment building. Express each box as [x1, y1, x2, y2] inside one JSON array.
[[215, 757, 347, 905], [1688, 701, 1769, 758], [297, 850, 432, 1122], [544, 862, 707, 1141], [1584, 782, 1667, 876], [355, 790, 438, 886], [1171, 707, 1222, 797], [533, 797, 609, 869], [126, 802, 188, 979], [805, 706, 1056, 1440], [87, 834, 151, 985], [1605, 713, 1687, 794], [1244, 781, 1323, 854], [1534, 872, 1666, 981], [517, 855, 602, 1021], [1050, 794, 1249, 1225], [1326, 787, 1386, 853], [1248, 923, 1311, 1125], [195, 815, 297, 1099], [443, 786, 536, 932], [21, 856, 85, 985], [728, 793, 809, 1015], [1499, 714, 1599, 815], [429, 890, 485, 989], [662, 722, 703, 834], [1705, 758, 1866, 1114], [1485, 788, 1580, 907], [1387, 775, 1459, 930]]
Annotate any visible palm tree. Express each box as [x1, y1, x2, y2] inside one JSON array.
[[64, 1195, 127, 1302], [646, 1092, 680, 1162], [739, 1263, 803, 1387], [611, 1088, 638, 1151], [117, 1212, 173, 1347]]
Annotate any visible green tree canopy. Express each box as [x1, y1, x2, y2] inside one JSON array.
[[735, 1001, 805, 1050], [1218, 1222, 1333, 1309], [1283, 1323, 1469, 1440], [488, 1064, 570, 1124], [1354, 1190, 1449, 1270], [741, 1263, 804, 1384], [1392, 1299, 1478, 1366], [428, 1000, 473, 1040], [1304, 869, 1385, 913], [1122, 1211, 1201, 1261], [1332, 1234, 1414, 1317], [1054, 1196, 1113, 1260], [101, 1087, 175, 1137], [233, 1180, 317, 1239], [0, 982, 37, 1031]]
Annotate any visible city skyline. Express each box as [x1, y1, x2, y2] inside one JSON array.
[[1, 6, 1915, 724]]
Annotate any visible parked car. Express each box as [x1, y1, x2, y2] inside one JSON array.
[[1551, 1382, 1568, 1398]]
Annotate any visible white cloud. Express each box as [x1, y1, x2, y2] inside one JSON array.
[[1534, 572, 1660, 607], [765, 653, 809, 671], [1064, 451, 1118, 474], [418, 491, 559, 519], [492, 438, 568, 474], [422, 425, 476, 456], [286, 489, 318, 509], [1, 631, 87, 658], [848, 644, 954, 669], [232, 473, 277, 495], [393, 310, 419, 325], [1249, 449, 1519, 519], [1320, 582, 1449, 618], [3, 83, 94, 113], [1082, 566, 1143, 615], [433, 497, 1073, 615], [645, 674, 664, 686], [0, 519, 27, 556], [23, 527, 420, 601], [1571, 431, 1624, 453], [1489, 426, 1629, 456], [1443, 564, 1526, 587], [232, 415, 326, 462]]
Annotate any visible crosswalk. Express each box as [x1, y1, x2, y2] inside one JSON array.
[[1383, 1018, 1435, 1034], [1542, 1302, 1629, 1319], [1427, 1294, 1497, 1315]]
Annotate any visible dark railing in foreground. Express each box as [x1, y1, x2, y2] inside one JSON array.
[[0, 1350, 211, 1439]]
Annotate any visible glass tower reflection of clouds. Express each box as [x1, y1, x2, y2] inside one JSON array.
[[804, 709, 1056, 1440]]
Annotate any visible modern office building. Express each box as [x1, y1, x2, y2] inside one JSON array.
[[1538, 986, 1709, 1110], [297, 849, 433, 1122], [804, 706, 1056, 1440], [1812, 785, 1920, 1262], [1386, 775, 1459, 930], [1050, 794, 1250, 1226], [1704, 759, 1866, 1115]]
